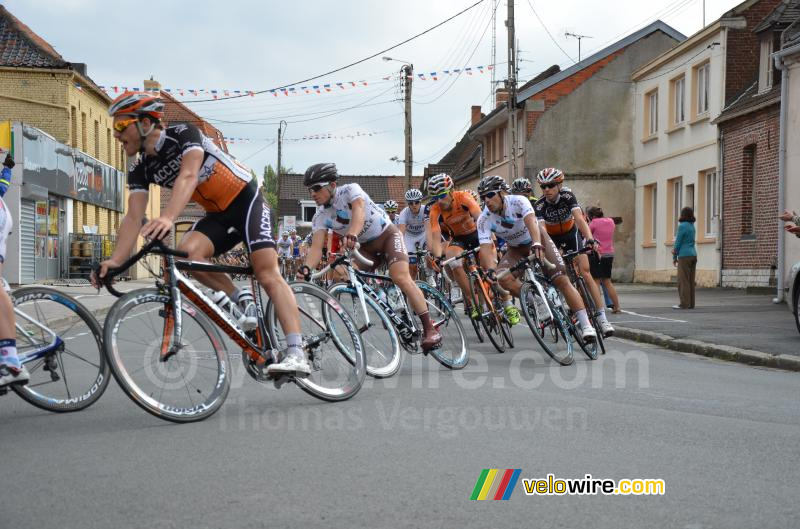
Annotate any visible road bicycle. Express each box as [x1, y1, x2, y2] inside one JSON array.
[[1, 279, 107, 411], [499, 255, 575, 366], [316, 247, 469, 375], [562, 247, 606, 359], [443, 247, 513, 353], [97, 239, 365, 423]]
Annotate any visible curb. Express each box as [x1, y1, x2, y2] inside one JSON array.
[[614, 326, 800, 372]]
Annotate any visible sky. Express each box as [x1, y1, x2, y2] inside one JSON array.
[[5, 0, 744, 180]]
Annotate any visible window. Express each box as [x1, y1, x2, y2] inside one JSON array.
[[742, 146, 756, 236], [94, 120, 100, 158], [644, 89, 659, 137], [300, 200, 318, 222], [498, 125, 506, 161], [703, 170, 718, 237], [758, 36, 773, 93], [81, 112, 87, 152], [671, 76, 686, 126], [695, 62, 710, 115], [643, 183, 658, 245], [667, 177, 683, 241], [70, 106, 78, 147], [106, 128, 112, 163]]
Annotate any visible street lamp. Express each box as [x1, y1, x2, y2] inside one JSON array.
[[383, 56, 413, 188]]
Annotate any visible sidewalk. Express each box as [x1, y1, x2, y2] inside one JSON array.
[[608, 284, 800, 371]]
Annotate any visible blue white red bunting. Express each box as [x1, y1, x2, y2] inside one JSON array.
[[224, 130, 388, 144]]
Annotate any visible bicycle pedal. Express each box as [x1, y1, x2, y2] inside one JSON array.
[[272, 375, 294, 389], [0, 387, 7, 396]]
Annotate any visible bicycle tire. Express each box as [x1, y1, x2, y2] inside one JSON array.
[[493, 288, 514, 348], [519, 283, 573, 366], [11, 287, 109, 412], [103, 288, 231, 423], [463, 272, 485, 343], [472, 275, 505, 353], [573, 277, 600, 360], [416, 281, 469, 369], [268, 282, 366, 402], [328, 283, 402, 378]]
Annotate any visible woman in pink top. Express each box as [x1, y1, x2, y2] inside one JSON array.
[[587, 207, 621, 313]]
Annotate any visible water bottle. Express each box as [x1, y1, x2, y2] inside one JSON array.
[[533, 293, 550, 322], [211, 290, 244, 326], [386, 285, 403, 312]]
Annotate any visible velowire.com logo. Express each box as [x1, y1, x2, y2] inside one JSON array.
[[469, 469, 522, 500]]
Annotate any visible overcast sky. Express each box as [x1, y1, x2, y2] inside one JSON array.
[[6, 0, 742, 179]]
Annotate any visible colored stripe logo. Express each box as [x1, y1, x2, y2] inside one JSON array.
[[470, 469, 522, 500]]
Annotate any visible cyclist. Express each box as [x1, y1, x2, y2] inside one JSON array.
[[511, 177, 537, 206], [277, 231, 292, 276], [533, 167, 613, 337], [384, 200, 399, 223], [397, 188, 427, 279], [476, 174, 597, 341], [0, 153, 28, 387], [426, 173, 520, 325], [298, 163, 441, 352], [93, 91, 310, 377]]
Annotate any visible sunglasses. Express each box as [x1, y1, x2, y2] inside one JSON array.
[[308, 184, 329, 193], [540, 183, 558, 190], [408, 201, 421, 206], [432, 192, 450, 201], [113, 118, 137, 133], [480, 191, 499, 200]]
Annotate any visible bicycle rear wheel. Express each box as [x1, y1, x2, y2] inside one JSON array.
[[471, 275, 505, 353], [493, 289, 514, 349], [416, 281, 468, 369], [328, 283, 402, 378], [519, 283, 573, 366], [11, 287, 108, 412], [103, 288, 230, 423], [573, 278, 600, 360], [269, 282, 366, 401]]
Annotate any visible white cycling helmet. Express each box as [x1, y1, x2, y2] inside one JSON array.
[[427, 173, 454, 197], [405, 188, 423, 202], [536, 167, 564, 185]]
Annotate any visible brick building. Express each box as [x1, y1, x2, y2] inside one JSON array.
[[714, 0, 799, 288], [0, 5, 159, 282]]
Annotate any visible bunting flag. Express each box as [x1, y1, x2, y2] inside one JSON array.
[[98, 63, 497, 101], [224, 130, 389, 144]]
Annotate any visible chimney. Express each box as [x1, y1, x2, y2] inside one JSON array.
[[471, 105, 483, 126], [71, 63, 88, 77], [143, 77, 161, 92], [495, 88, 509, 108]]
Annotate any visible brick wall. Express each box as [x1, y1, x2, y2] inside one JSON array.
[[0, 68, 70, 140], [720, 104, 780, 286], [723, 0, 782, 105]]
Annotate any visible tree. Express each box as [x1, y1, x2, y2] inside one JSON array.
[[260, 163, 291, 212]]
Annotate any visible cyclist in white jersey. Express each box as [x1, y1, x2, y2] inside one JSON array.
[[476, 175, 598, 342], [299, 163, 442, 352], [397, 188, 427, 278]]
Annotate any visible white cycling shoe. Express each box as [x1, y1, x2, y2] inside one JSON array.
[[0, 364, 30, 388], [266, 355, 311, 378], [579, 325, 597, 343], [599, 320, 615, 338]]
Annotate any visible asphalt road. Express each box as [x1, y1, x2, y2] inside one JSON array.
[[2, 317, 799, 529]]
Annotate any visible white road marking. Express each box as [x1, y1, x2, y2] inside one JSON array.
[[615, 309, 687, 324]]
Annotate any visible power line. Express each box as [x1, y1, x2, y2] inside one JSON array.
[[525, 0, 575, 64], [187, 0, 487, 103]]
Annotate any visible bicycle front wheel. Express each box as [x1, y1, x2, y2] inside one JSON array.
[[417, 281, 469, 369], [519, 283, 573, 366], [103, 288, 231, 423], [269, 282, 366, 401], [11, 287, 108, 412], [471, 275, 505, 353], [328, 283, 402, 378]]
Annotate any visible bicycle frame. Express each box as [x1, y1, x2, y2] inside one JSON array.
[[346, 265, 420, 344], [14, 306, 64, 364]]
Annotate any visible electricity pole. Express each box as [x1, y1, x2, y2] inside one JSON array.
[[506, 0, 518, 183], [403, 64, 413, 189], [276, 120, 286, 221]]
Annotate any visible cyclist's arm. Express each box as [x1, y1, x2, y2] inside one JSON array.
[[304, 229, 327, 270], [347, 197, 366, 239], [160, 149, 203, 222], [398, 223, 406, 235], [476, 213, 497, 270], [109, 191, 149, 262], [573, 207, 593, 241], [0, 167, 10, 198], [524, 212, 542, 246], [427, 208, 442, 257]]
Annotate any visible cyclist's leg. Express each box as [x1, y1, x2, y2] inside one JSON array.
[[445, 243, 472, 304], [497, 246, 525, 298], [0, 209, 26, 386], [179, 224, 236, 294]]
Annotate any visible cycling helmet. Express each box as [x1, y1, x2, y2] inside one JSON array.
[[536, 167, 564, 185], [108, 91, 164, 120], [427, 173, 453, 196], [477, 174, 507, 196], [282, 231, 289, 236], [511, 177, 532, 194], [303, 163, 338, 187], [384, 200, 398, 212], [405, 188, 423, 202]]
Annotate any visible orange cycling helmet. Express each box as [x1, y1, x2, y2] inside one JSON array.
[[108, 91, 165, 120]]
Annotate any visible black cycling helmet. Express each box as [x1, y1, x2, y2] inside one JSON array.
[[477, 174, 507, 197], [511, 177, 532, 194], [304, 163, 338, 187]]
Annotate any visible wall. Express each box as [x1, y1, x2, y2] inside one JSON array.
[[719, 105, 781, 287], [783, 56, 800, 296]]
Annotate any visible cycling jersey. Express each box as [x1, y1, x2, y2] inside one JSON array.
[[533, 190, 581, 236], [128, 124, 252, 213], [290, 236, 301, 257], [398, 206, 427, 236], [477, 194, 536, 247], [428, 191, 481, 237], [311, 183, 390, 242], [277, 237, 292, 256], [0, 167, 11, 264]]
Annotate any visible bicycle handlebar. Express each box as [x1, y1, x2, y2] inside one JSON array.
[[94, 239, 190, 298], [310, 244, 373, 280]]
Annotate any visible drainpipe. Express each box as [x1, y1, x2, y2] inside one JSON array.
[[717, 128, 724, 287], [772, 48, 791, 303]]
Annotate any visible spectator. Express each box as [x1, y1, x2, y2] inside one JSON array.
[[779, 209, 800, 237], [587, 206, 621, 313], [672, 207, 697, 309]]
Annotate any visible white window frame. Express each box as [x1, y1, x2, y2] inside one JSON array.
[[299, 200, 317, 223], [758, 37, 773, 93], [697, 63, 710, 115], [648, 91, 659, 136], [673, 77, 686, 125], [672, 179, 683, 236], [704, 170, 718, 237], [650, 185, 658, 241]]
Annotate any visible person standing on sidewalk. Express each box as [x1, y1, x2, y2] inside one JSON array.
[[672, 207, 697, 309], [587, 206, 621, 313], [779, 209, 800, 237]]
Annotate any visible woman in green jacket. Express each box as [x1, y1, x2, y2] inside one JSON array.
[[672, 207, 697, 309]]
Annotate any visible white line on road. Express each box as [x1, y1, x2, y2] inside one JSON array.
[[616, 309, 687, 324]]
